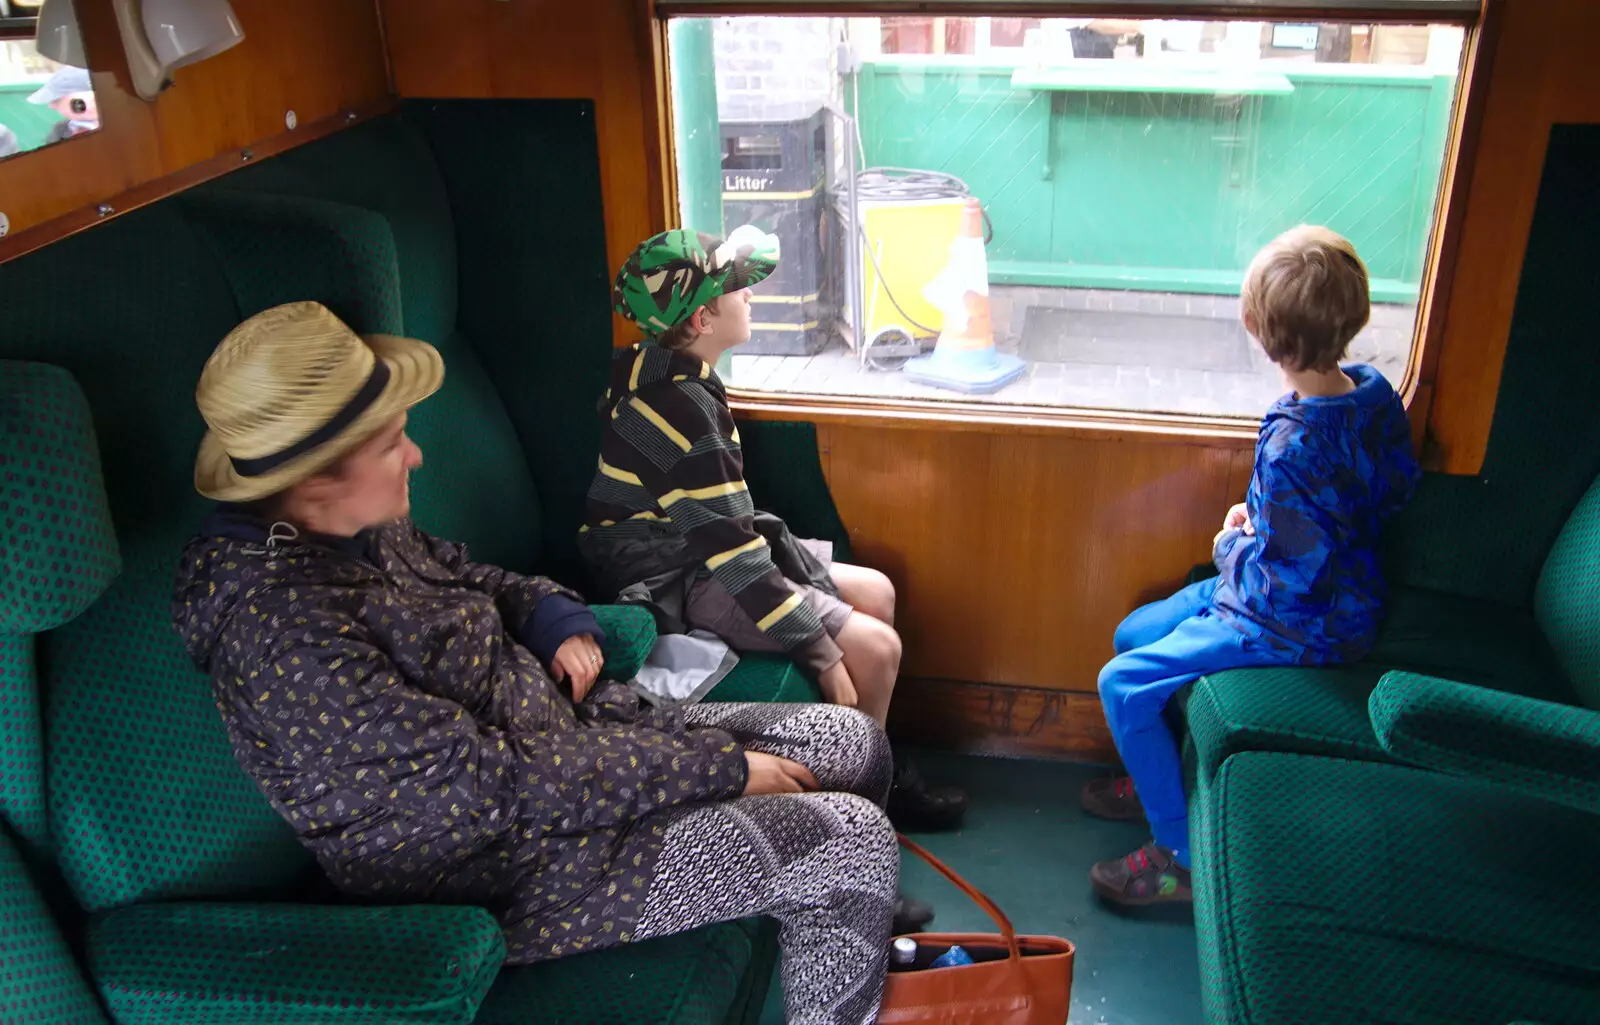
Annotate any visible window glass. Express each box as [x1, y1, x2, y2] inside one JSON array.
[[669, 15, 1466, 416]]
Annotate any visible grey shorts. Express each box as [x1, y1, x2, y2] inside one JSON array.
[[683, 538, 853, 652]]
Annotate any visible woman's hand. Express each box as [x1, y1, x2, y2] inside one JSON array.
[[551, 634, 605, 702], [743, 752, 820, 795], [817, 661, 859, 709]]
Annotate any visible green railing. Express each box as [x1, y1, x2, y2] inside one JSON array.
[[854, 57, 1456, 302]]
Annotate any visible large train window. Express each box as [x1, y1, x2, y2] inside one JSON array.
[[663, 6, 1479, 419]]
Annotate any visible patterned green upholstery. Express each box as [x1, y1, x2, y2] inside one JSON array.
[[0, 105, 844, 1024], [706, 653, 824, 705], [0, 362, 120, 634], [1182, 584, 1568, 791], [1384, 127, 1600, 607], [591, 604, 657, 682], [403, 100, 613, 588], [0, 827, 105, 1024], [734, 421, 853, 564], [88, 903, 504, 1024], [479, 920, 773, 1025], [0, 361, 121, 859], [1202, 751, 1600, 1025], [1534, 473, 1600, 710], [1370, 672, 1600, 814], [182, 189, 544, 575]]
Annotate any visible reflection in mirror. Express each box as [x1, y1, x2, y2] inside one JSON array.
[[0, 17, 99, 161]]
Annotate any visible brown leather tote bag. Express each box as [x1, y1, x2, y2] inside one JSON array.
[[876, 836, 1075, 1024]]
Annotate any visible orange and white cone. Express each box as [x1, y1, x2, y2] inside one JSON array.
[[905, 197, 1025, 394]]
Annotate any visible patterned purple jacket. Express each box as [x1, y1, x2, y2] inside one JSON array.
[[173, 512, 748, 962]]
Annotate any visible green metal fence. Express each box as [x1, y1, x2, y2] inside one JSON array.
[[854, 57, 1455, 302]]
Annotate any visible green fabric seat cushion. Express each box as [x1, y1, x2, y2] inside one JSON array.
[[1534, 473, 1600, 710], [0, 361, 120, 635], [705, 654, 823, 705], [88, 903, 504, 1024], [0, 828, 105, 1024], [477, 920, 775, 1025], [1183, 585, 1567, 788], [1200, 751, 1600, 1025], [0, 361, 121, 857]]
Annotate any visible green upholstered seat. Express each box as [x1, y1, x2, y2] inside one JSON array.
[[0, 820, 105, 1024], [1200, 752, 1600, 1025], [88, 903, 505, 1025], [0, 361, 121, 861], [0, 108, 848, 1023], [706, 653, 825, 705]]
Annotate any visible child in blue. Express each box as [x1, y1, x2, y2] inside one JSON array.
[[1083, 225, 1421, 905]]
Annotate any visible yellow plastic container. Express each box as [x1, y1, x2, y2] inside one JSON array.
[[858, 196, 968, 345]]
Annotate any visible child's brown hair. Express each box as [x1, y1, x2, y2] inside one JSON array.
[[654, 296, 721, 352], [1241, 225, 1370, 372]]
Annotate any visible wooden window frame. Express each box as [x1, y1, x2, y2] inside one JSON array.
[[646, 1, 1501, 459]]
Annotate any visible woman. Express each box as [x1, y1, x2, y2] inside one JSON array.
[[172, 302, 898, 1025]]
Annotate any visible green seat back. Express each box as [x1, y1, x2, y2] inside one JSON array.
[[1534, 474, 1600, 710], [0, 827, 105, 1024], [182, 188, 543, 572], [0, 362, 121, 859], [1200, 751, 1600, 1025], [0, 207, 313, 912]]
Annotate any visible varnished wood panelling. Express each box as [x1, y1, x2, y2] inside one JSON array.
[[888, 678, 1116, 762], [381, 0, 665, 348], [148, 0, 389, 170], [816, 422, 1252, 693], [1426, 0, 1600, 474], [0, 0, 388, 258]]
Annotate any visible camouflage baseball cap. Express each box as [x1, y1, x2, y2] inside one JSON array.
[[613, 224, 780, 336]]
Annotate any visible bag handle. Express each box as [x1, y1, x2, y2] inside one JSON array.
[[897, 834, 1021, 963]]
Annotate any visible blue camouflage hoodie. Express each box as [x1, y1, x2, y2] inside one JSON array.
[[1210, 364, 1421, 663]]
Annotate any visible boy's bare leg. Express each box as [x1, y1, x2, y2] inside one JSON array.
[[830, 563, 896, 625], [828, 564, 901, 725]]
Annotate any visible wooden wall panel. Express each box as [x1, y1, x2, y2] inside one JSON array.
[[0, 0, 388, 254], [381, 0, 665, 349], [1426, 0, 1600, 474], [815, 422, 1252, 692]]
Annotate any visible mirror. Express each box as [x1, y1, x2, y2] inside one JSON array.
[[0, 0, 101, 161]]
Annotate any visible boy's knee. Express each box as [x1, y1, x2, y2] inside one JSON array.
[[858, 571, 896, 623], [844, 615, 901, 669]]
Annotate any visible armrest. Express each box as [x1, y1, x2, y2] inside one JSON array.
[[593, 603, 658, 681], [1369, 671, 1600, 815], [88, 902, 505, 1025]]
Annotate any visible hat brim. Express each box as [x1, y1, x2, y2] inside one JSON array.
[[719, 228, 779, 295], [193, 333, 444, 503], [27, 86, 59, 105]]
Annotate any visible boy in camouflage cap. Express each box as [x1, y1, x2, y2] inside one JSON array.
[[581, 225, 969, 838]]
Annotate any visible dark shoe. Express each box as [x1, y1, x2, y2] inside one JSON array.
[[887, 761, 968, 833], [892, 893, 935, 935], [1089, 843, 1192, 907], [1080, 775, 1144, 821]]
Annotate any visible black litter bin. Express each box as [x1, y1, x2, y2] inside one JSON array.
[[720, 108, 837, 357]]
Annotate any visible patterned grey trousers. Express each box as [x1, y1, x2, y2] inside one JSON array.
[[633, 702, 899, 1025]]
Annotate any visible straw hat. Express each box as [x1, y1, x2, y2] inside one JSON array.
[[193, 301, 444, 502]]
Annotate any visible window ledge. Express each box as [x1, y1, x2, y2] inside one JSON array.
[[728, 388, 1262, 448]]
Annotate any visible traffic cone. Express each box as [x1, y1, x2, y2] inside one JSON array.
[[903, 197, 1026, 394]]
